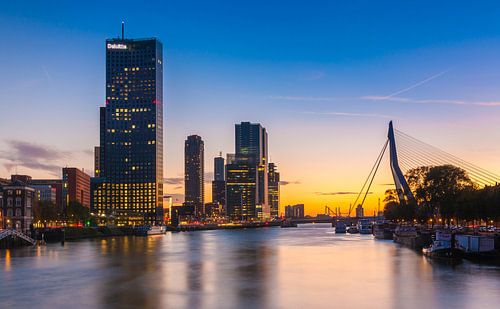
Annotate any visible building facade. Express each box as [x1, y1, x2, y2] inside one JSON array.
[[1, 180, 34, 233], [94, 146, 101, 177], [63, 168, 91, 208], [268, 163, 280, 218], [30, 179, 63, 211], [92, 37, 164, 226], [226, 162, 258, 220], [31, 185, 57, 204], [185, 135, 204, 216]]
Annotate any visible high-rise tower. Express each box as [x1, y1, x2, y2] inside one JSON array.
[[212, 154, 225, 211], [185, 135, 204, 216], [92, 35, 164, 226]]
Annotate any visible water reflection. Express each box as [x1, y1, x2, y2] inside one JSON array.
[[0, 224, 499, 308]]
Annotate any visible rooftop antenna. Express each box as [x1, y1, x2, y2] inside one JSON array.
[[121, 21, 125, 40], [219, 151, 222, 157]]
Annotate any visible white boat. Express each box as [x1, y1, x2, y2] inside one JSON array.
[[423, 239, 453, 258], [423, 231, 455, 258], [357, 219, 372, 234], [147, 225, 167, 235]]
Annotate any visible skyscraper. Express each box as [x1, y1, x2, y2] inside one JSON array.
[[214, 155, 225, 181], [92, 35, 164, 226], [212, 154, 225, 212], [268, 163, 280, 217], [226, 122, 269, 219], [185, 135, 204, 216]]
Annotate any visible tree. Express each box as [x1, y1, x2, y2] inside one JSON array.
[[382, 189, 415, 221], [66, 201, 90, 224], [33, 200, 59, 227], [406, 165, 473, 223]]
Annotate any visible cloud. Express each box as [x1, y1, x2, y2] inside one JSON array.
[[269, 96, 337, 102], [315, 191, 373, 195], [362, 95, 500, 107], [279, 180, 301, 186], [163, 177, 183, 185], [303, 111, 393, 119], [163, 193, 185, 204], [0, 140, 71, 176], [82, 149, 94, 156]]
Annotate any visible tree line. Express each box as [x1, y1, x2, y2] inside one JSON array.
[[33, 200, 93, 227], [383, 164, 500, 224]]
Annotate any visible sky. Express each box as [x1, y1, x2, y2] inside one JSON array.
[[1, 1, 500, 215]]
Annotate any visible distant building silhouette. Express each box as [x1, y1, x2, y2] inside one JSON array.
[[268, 163, 280, 218], [285, 204, 304, 219], [356, 205, 364, 218], [212, 154, 226, 213], [185, 135, 204, 216]]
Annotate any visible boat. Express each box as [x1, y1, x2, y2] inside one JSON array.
[[134, 225, 166, 236], [454, 234, 499, 261], [147, 225, 167, 235], [373, 222, 396, 240], [423, 231, 454, 258], [334, 221, 347, 234], [347, 226, 359, 234], [357, 219, 372, 234]]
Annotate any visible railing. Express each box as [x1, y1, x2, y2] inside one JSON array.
[[0, 229, 36, 245]]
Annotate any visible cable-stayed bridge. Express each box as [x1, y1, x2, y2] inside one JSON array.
[[348, 121, 500, 216]]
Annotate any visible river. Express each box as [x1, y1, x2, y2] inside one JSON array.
[[1, 223, 499, 308]]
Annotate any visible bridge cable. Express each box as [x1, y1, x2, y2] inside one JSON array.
[[395, 132, 499, 186], [395, 129, 500, 185], [360, 139, 389, 208], [349, 139, 389, 216]]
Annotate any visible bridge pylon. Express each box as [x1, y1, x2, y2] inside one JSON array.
[[388, 121, 415, 204]]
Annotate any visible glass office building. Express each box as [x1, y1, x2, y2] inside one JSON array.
[[92, 37, 164, 226]]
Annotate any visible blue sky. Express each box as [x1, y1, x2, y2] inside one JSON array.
[[2, 1, 500, 212]]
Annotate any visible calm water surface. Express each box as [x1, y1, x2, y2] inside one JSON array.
[[1, 223, 499, 308]]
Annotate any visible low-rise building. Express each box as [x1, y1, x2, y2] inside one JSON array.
[[1, 179, 35, 233], [31, 185, 57, 204], [285, 204, 305, 219]]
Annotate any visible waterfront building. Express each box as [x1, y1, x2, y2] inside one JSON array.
[[226, 162, 258, 220], [226, 122, 269, 220], [284, 204, 304, 219], [62, 168, 91, 208], [31, 185, 57, 204], [185, 135, 204, 216], [212, 154, 225, 213], [204, 202, 223, 218], [356, 204, 364, 218], [92, 35, 164, 226], [1, 179, 34, 233], [30, 179, 63, 211], [268, 163, 280, 218]]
